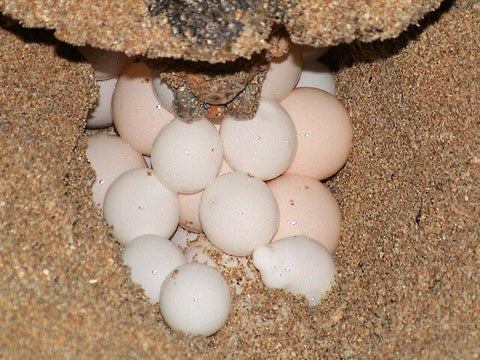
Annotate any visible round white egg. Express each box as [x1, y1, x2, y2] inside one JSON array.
[[159, 263, 231, 336], [122, 234, 186, 303], [296, 57, 335, 96], [86, 134, 147, 209], [280, 88, 353, 180], [151, 71, 175, 114], [268, 174, 341, 253], [253, 236, 336, 306], [78, 45, 131, 80], [151, 118, 224, 194], [220, 99, 297, 180], [112, 62, 174, 156], [103, 168, 179, 245], [199, 172, 279, 256], [86, 77, 117, 129], [261, 46, 302, 101]]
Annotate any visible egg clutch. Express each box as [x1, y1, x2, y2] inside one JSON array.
[[82, 42, 353, 337]]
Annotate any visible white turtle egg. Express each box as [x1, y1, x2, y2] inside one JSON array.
[[78, 45, 132, 80], [151, 118, 223, 194], [159, 263, 231, 336], [296, 57, 336, 96], [103, 168, 179, 245], [221, 99, 297, 180], [253, 236, 336, 306], [122, 234, 186, 303], [151, 71, 175, 114], [199, 172, 279, 256], [86, 134, 147, 209], [112, 62, 174, 156], [261, 46, 302, 101], [86, 77, 117, 129]]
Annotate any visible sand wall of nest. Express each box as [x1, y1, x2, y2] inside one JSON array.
[[1, 0, 480, 358]]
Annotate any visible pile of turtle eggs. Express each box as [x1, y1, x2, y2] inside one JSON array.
[[82, 43, 352, 336]]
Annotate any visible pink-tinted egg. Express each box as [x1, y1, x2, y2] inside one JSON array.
[[112, 62, 174, 156], [267, 174, 341, 254], [280, 87, 353, 180]]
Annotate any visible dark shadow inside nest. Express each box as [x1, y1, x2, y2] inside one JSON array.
[[0, 15, 93, 67]]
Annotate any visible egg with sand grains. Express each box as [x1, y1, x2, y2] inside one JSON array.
[[199, 171, 279, 256], [268, 174, 341, 253], [253, 236, 336, 306], [86, 134, 147, 209], [184, 235, 258, 294], [112, 62, 174, 156], [103, 168, 179, 245], [151, 118, 224, 194], [122, 234, 186, 303], [159, 263, 231, 337], [281, 87, 353, 180]]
